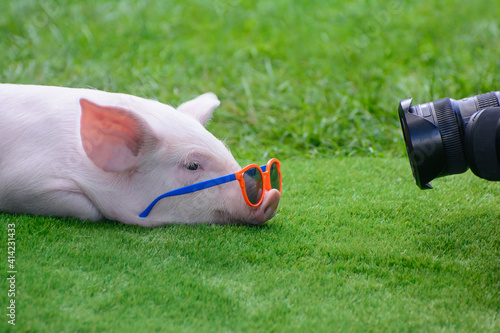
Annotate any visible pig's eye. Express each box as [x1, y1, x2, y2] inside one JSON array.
[[185, 162, 200, 171]]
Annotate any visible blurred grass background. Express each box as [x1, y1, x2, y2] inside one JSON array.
[[1, 0, 499, 160]]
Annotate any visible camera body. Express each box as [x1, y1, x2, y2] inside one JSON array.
[[398, 91, 500, 189]]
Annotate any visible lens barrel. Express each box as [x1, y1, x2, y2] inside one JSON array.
[[398, 91, 500, 189]]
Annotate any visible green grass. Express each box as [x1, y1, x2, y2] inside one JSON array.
[[1, 0, 499, 160], [1, 0, 500, 331], [1, 158, 499, 332]]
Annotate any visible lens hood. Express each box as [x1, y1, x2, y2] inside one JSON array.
[[398, 99, 445, 189]]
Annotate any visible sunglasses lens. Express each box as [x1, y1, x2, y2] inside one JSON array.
[[243, 167, 263, 205], [270, 162, 281, 192]]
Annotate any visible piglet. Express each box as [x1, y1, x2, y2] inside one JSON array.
[[0, 84, 280, 226]]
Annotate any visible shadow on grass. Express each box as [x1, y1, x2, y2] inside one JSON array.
[[0, 211, 276, 236]]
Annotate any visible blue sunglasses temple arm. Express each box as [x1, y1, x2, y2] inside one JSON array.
[[139, 173, 237, 218]]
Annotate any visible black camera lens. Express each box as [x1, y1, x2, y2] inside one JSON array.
[[398, 91, 500, 189]]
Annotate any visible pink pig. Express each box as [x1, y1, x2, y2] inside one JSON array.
[[0, 84, 280, 226]]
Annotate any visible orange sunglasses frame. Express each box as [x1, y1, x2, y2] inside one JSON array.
[[140, 158, 282, 218], [235, 158, 282, 207]]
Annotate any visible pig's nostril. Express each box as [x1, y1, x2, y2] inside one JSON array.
[[264, 203, 278, 219], [262, 189, 280, 218], [244, 189, 281, 225]]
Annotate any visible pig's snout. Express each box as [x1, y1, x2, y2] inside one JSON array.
[[250, 189, 281, 225]]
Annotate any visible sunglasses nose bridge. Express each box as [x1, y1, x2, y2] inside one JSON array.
[[262, 172, 272, 191]]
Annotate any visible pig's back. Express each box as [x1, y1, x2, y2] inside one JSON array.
[[0, 84, 82, 159], [0, 84, 111, 220], [0, 84, 166, 161]]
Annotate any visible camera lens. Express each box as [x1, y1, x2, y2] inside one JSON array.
[[465, 106, 500, 181], [398, 91, 500, 189]]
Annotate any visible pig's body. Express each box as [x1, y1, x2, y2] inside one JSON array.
[[0, 84, 280, 226]]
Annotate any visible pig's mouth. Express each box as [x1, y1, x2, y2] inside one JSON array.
[[213, 189, 281, 225], [212, 209, 245, 225]]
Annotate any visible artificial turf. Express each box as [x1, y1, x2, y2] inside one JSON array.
[[1, 158, 499, 332]]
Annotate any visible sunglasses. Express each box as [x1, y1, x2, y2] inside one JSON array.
[[139, 158, 281, 218]]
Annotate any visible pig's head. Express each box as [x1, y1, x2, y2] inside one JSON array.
[[79, 92, 280, 226]]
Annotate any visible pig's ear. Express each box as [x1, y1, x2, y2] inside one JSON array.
[[177, 92, 220, 126], [79, 98, 151, 172]]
